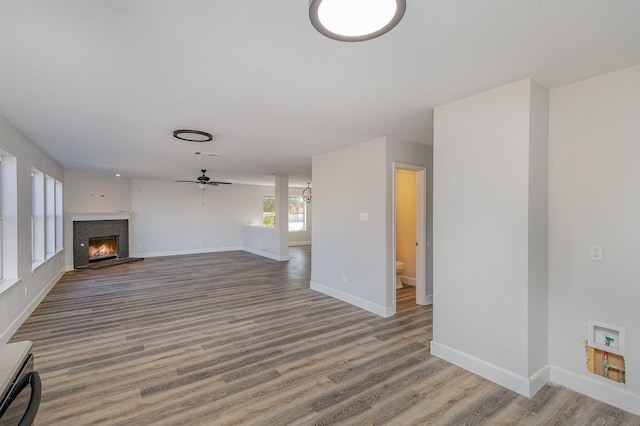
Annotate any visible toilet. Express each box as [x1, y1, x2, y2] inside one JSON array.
[[395, 261, 405, 289]]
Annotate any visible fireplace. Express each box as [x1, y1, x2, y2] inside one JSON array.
[[88, 235, 118, 262], [72, 218, 129, 268]]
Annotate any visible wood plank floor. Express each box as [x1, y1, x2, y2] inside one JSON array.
[[10, 246, 640, 425]]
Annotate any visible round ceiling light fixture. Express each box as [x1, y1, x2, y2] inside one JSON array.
[[309, 0, 406, 42], [173, 129, 213, 142]]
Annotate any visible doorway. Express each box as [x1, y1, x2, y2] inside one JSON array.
[[393, 164, 428, 309]]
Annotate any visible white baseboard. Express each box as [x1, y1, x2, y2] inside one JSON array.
[[243, 247, 289, 261], [430, 340, 549, 398], [0, 267, 65, 344], [417, 294, 433, 306], [310, 281, 393, 317], [288, 241, 311, 247], [550, 366, 640, 416]]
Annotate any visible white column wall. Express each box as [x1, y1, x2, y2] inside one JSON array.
[[275, 175, 289, 260], [431, 79, 549, 397]]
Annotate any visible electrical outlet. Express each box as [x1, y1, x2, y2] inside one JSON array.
[[24, 285, 28, 296], [590, 245, 603, 261]]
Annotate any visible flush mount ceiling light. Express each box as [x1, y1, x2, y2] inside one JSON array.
[[173, 129, 213, 142], [309, 0, 406, 42]]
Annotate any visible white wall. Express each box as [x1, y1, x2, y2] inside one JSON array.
[[311, 138, 389, 315], [0, 114, 65, 343], [130, 179, 266, 257], [64, 172, 310, 262], [548, 65, 640, 413], [431, 79, 549, 397], [63, 169, 131, 268], [311, 137, 430, 316]]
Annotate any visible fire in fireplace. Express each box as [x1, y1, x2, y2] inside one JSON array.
[[88, 236, 118, 262]]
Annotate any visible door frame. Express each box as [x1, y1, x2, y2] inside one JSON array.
[[392, 163, 428, 307]]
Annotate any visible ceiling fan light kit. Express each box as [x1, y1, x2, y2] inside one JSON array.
[[173, 129, 213, 142], [309, 0, 406, 42], [175, 170, 231, 191]]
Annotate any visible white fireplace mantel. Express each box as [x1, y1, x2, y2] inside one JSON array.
[[70, 212, 131, 222]]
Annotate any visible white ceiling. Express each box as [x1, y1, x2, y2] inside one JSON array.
[[0, 1, 639, 186]]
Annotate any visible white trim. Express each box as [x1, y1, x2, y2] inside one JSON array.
[[529, 364, 551, 397], [243, 247, 289, 261], [430, 340, 548, 398], [310, 281, 394, 317], [550, 366, 640, 416], [392, 163, 428, 308], [0, 267, 64, 344], [288, 241, 311, 247], [423, 294, 433, 305], [0, 278, 21, 296], [71, 212, 130, 221]]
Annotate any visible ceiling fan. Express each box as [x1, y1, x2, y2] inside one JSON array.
[[175, 170, 231, 190]]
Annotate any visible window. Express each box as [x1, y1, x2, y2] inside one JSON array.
[[263, 194, 306, 231], [0, 154, 17, 283], [55, 180, 63, 251], [263, 195, 276, 228], [45, 175, 55, 257], [31, 169, 45, 267], [288, 195, 306, 231]]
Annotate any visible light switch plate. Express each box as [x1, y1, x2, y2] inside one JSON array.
[[359, 212, 368, 221]]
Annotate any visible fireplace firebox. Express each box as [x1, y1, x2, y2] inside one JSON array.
[[88, 236, 118, 262]]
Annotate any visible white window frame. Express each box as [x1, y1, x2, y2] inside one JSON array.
[[45, 175, 55, 258], [0, 154, 18, 288], [32, 168, 45, 269], [55, 180, 63, 251]]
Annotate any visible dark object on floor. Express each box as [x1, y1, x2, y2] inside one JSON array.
[[75, 257, 143, 270]]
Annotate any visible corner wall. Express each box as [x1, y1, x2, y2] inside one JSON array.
[[431, 79, 549, 397]]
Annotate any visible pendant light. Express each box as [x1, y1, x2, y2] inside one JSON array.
[[309, 0, 406, 42], [302, 183, 312, 203]]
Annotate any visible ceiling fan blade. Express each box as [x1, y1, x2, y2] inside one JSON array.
[[175, 180, 199, 183], [209, 181, 231, 185]]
